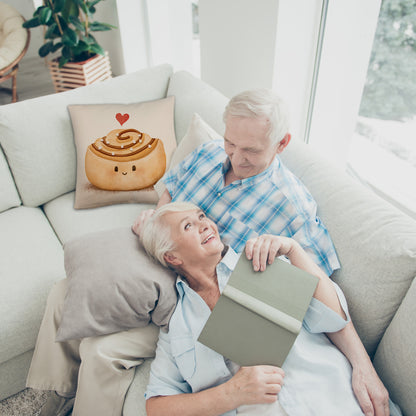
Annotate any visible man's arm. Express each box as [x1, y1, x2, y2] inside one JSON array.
[[327, 323, 390, 416], [245, 235, 390, 416]]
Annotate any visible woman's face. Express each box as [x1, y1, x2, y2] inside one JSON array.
[[162, 209, 224, 266]]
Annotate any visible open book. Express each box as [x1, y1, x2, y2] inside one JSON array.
[[198, 255, 319, 367]]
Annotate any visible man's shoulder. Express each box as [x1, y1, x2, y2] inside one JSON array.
[[268, 158, 316, 210], [192, 139, 225, 163]]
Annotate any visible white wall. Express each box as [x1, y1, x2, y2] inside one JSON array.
[[146, 0, 194, 72], [198, 0, 323, 144], [199, 0, 280, 98]]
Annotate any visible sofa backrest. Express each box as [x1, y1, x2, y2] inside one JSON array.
[[0, 64, 173, 207], [167, 70, 229, 143], [281, 140, 416, 414], [0, 144, 21, 212], [281, 141, 416, 355]]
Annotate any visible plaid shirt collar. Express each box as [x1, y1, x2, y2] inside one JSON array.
[[220, 156, 280, 188]]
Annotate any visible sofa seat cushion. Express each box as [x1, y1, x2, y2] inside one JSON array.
[[43, 191, 154, 244], [0, 206, 65, 364], [0, 64, 173, 208], [0, 145, 20, 212], [280, 141, 416, 356], [123, 358, 153, 416]]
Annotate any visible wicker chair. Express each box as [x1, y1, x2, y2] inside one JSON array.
[[0, 2, 30, 103]]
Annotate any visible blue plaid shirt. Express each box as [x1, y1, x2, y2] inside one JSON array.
[[162, 140, 340, 276]]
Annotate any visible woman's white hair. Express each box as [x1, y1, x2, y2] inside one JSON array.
[[223, 89, 290, 145], [140, 201, 200, 267]]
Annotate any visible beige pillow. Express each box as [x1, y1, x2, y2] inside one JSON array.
[[154, 113, 222, 196], [68, 97, 176, 209], [56, 227, 178, 341]]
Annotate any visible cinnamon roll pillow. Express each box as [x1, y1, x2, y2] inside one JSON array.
[[68, 97, 176, 209]]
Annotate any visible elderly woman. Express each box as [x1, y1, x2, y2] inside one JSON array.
[[140, 202, 400, 416]]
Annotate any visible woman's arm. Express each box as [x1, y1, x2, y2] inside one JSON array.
[[147, 365, 284, 416]]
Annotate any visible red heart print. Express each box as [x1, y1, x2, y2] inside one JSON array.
[[116, 113, 129, 126]]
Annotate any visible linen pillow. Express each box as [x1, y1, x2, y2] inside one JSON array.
[[68, 97, 176, 209], [56, 227, 178, 342], [154, 113, 223, 196]]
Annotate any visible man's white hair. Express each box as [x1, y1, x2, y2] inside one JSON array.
[[223, 89, 290, 145], [140, 201, 200, 267]]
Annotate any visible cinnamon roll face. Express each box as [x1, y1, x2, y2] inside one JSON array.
[[85, 128, 166, 191]]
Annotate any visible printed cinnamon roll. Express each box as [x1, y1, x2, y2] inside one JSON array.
[[85, 128, 166, 191]]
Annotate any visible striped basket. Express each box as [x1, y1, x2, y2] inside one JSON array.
[[47, 51, 112, 93]]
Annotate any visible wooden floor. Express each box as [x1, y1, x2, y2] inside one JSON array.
[[0, 56, 56, 105]]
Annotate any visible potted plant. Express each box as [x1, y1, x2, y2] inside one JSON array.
[[23, 0, 116, 92]]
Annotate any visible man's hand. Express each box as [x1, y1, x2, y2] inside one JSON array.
[[352, 363, 390, 416], [245, 235, 296, 272], [225, 365, 284, 407], [131, 209, 156, 236]]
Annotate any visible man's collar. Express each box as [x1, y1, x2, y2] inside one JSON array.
[[221, 156, 279, 186]]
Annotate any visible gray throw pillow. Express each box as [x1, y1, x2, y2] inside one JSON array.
[[56, 227, 177, 341]]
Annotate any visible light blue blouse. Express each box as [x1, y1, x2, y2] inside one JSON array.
[[145, 248, 399, 415]]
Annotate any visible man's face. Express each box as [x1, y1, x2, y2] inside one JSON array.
[[224, 116, 279, 179]]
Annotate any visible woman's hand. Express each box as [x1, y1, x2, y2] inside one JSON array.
[[245, 235, 297, 271], [131, 209, 156, 236], [225, 365, 284, 407]]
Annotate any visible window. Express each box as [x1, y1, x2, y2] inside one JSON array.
[[347, 0, 416, 218]]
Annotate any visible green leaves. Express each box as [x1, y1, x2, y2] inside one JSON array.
[[22, 0, 116, 64], [360, 0, 416, 120]]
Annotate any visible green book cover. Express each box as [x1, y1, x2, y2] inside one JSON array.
[[198, 255, 319, 367]]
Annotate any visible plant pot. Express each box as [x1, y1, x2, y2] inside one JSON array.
[[47, 52, 112, 93]]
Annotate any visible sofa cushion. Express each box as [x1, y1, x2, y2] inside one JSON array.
[[68, 98, 176, 209], [167, 70, 228, 144], [0, 206, 65, 364], [43, 191, 153, 244], [280, 141, 416, 356], [154, 113, 222, 197], [0, 145, 20, 213], [0, 64, 173, 207], [373, 277, 416, 416], [56, 228, 177, 341]]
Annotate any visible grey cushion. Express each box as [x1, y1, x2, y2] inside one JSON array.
[[0, 145, 20, 213], [0, 64, 173, 207], [280, 141, 416, 356], [0, 206, 65, 364], [56, 227, 178, 341]]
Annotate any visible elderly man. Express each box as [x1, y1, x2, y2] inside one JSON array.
[[28, 89, 388, 416]]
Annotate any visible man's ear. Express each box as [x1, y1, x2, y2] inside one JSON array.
[[164, 252, 183, 266], [276, 133, 291, 154]]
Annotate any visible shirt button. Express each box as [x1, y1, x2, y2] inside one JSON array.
[[217, 192, 222, 197]]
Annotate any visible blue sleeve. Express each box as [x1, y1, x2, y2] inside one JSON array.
[[303, 282, 351, 334], [145, 330, 191, 400], [162, 142, 207, 198]]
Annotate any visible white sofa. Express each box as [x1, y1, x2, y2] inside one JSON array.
[[0, 64, 415, 416]]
